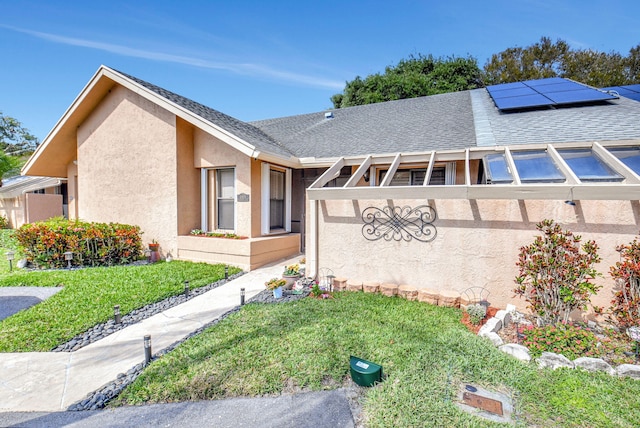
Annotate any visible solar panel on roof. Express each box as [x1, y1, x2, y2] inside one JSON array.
[[523, 77, 567, 86], [490, 87, 538, 99], [547, 89, 616, 104], [486, 82, 527, 92], [601, 84, 640, 102], [492, 94, 554, 110], [487, 77, 618, 111]]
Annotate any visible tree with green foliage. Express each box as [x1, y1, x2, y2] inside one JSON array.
[[331, 54, 483, 108], [0, 112, 38, 154], [484, 36, 640, 87], [0, 112, 39, 185]]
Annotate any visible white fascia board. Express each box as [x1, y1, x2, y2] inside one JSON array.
[[307, 183, 640, 201]]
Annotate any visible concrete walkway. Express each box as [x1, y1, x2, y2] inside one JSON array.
[[0, 256, 306, 413]]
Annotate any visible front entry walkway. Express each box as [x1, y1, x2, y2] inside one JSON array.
[[0, 256, 301, 412]]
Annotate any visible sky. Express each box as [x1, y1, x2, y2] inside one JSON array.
[[1, 0, 639, 142]]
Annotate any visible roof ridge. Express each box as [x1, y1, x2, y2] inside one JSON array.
[[109, 68, 296, 158]]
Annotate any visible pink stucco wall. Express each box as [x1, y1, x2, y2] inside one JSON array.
[[77, 85, 179, 254], [316, 198, 639, 314]]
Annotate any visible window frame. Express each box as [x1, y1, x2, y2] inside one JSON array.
[[201, 167, 236, 232]]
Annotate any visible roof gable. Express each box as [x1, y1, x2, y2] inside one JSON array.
[[23, 65, 297, 177]]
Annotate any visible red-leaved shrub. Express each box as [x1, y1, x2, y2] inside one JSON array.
[[14, 218, 142, 268]]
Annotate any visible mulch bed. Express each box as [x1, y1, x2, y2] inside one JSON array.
[[460, 306, 499, 334]]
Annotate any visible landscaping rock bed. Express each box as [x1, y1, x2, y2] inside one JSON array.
[[53, 272, 246, 352], [477, 306, 640, 380], [68, 282, 312, 411]]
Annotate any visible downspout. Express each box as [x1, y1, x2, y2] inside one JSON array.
[[308, 198, 319, 280]]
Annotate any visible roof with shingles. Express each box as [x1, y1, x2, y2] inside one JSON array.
[[473, 88, 640, 147], [251, 91, 477, 158], [113, 69, 296, 158], [114, 69, 640, 159]]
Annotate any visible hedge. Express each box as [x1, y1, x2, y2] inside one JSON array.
[[14, 218, 143, 268]]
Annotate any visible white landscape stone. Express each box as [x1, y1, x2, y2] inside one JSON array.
[[484, 332, 504, 346], [494, 310, 511, 328], [573, 357, 615, 376], [499, 343, 531, 362], [616, 364, 640, 379], [537, 352, 574, 370], [478, 317, 502, 337]]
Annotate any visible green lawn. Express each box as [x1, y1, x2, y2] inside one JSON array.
[[0, 260, 239, 352], [1, 227, 638, 426], [113, 292, 640, 427]]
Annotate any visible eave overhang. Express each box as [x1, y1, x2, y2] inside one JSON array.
[[22, 66, 299, 177]]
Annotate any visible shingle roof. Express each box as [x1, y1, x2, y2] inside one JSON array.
[[474, 88, 640, 147], [113, 68, 640, 160], [112, 69, 296, 158], [251, 91, 477, 158]]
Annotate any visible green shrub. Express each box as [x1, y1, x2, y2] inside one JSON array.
[[0, 215, 9, 229], [609, 235, 640, 328], [14, 218, 142, 268], [521, 322, 634, 364], [465, 303, 487, 325], [514, 219, 601, 326]]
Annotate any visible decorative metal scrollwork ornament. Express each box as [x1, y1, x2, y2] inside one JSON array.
[[361, 205, 437, 242]]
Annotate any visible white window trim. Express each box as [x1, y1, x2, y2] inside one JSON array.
[[261, 163, 291, 235], [201, 167, 236, 232]]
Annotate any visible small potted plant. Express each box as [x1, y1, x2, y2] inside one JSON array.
[[148, 239, 160, 263], [282, 264, 300, 289], [265, 277, 286, 299]]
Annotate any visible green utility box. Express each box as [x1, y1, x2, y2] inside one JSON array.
[[350, 355, 383, 387]]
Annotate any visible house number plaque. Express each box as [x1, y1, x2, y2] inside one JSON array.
[[237, 193, 250, 202]]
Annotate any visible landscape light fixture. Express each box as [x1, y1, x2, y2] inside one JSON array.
[[114, 305, 121, 324], [240, 287, 245, 306], [184, 280, 190, 297], [144, 335, 152, 365], [63, 251, 73, 269], [6, 250, 14, 272], [225, 265, 229, 280]]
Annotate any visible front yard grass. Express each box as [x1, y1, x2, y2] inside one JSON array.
[[113, 292, 640, 427], [0, 260, 239, 352]]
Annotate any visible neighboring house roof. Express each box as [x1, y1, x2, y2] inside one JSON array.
[[0, 176, 63, 199]]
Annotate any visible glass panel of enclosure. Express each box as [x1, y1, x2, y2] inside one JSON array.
[[608, 147, 640, 176], [483, 153, 513, 183], [557, 149, 623, 182], [511, 150, 565, 183]]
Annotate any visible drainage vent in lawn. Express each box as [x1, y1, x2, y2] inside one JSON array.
[[455, 384, 513, 424]]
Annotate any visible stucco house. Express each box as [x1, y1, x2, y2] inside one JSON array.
[[0, 175, 66, 228], [22, 66, 640, 309]]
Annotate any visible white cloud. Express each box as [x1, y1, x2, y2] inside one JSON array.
[[3, 25, 344, 90]]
